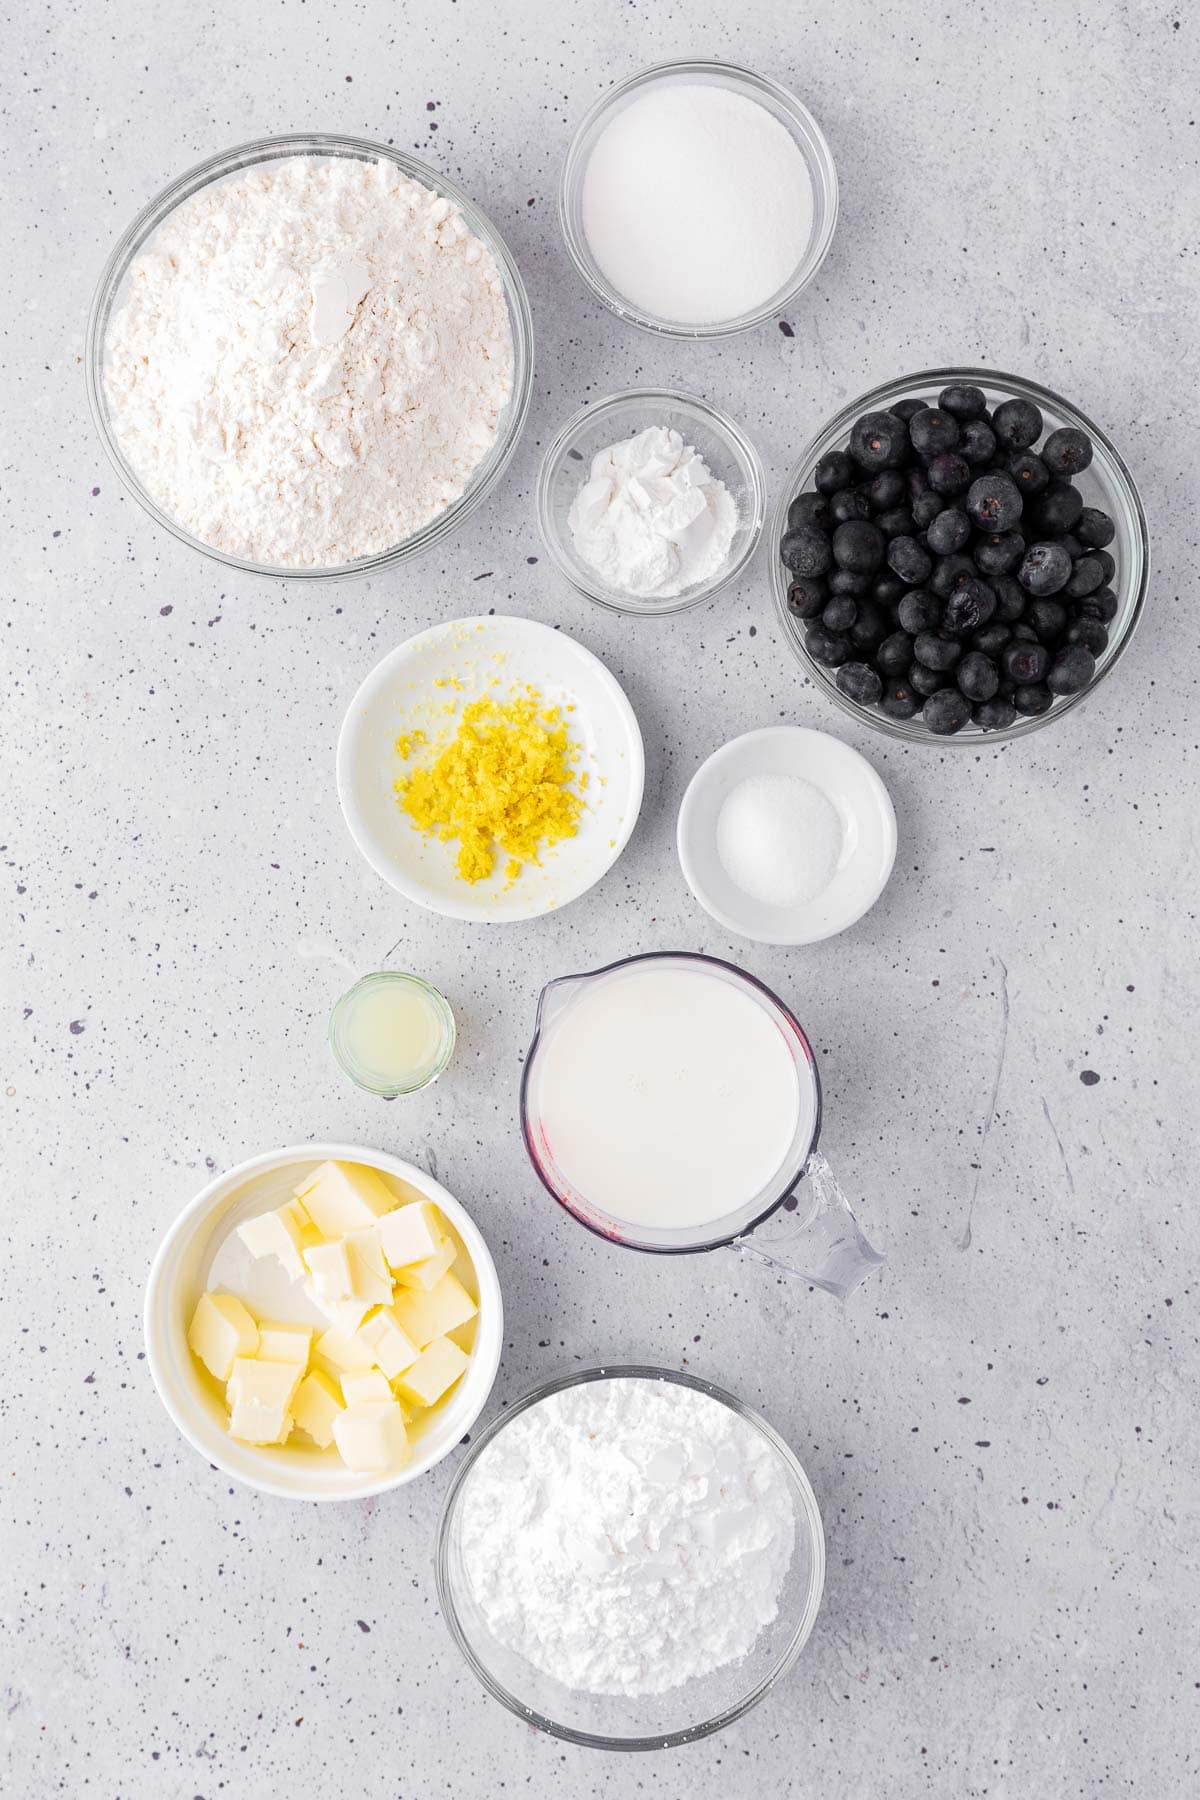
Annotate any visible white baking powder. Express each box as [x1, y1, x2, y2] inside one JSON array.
[[104, 155, 513, 566], [567, 425, 736, 598], [717, 773, 843, 907], [459, 1377, 795, 1697], [581, 84, 814, 325]]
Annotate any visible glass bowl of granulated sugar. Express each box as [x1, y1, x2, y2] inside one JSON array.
[[86, 134, 534, 578], [436, 1366, 826, 1749]]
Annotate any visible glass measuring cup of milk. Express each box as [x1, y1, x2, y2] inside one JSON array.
[[519, 952, 883, 1298]]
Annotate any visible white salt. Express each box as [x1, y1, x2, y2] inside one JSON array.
[[717, 773, 842, 907]]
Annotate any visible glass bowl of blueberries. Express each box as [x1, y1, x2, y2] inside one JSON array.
[[771, 368, 1149, 741]]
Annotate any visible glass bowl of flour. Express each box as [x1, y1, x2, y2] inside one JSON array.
[[538, 389, 765, 615], [86, 134, 534, 578], [436, 1366, 825, 1749]]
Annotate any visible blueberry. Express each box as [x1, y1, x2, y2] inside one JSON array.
[[972, 623, 1012, 659], [1076, 506, 1115, 549], [887, 535, 933, 584], [866, 470, 908, 511], [1047, 645, 1096, 694], [849, 411, 909, 471], [898, 588, 942, 634], [1090, 549, 1116, 585], [926, 508, 971, 556], [966, 472, 1023, 533], [1019, 541, 1073, 595], [787, 577, 827, 619], [955, 651, 1000, 702], [781, 527, 833, 577], [1014, 683, 1053, 716], [829, 567, 871, 597], [836, 661, 884, 706], [823, 596, 858, 632], [1058, 534, 1084, 559], [877, 629, 916, 675], [912, 491, 945, 529], [906, 467, 931, 501], [974, 697, 1018, 730], [1066, 617, 1109, 655], [990, 575, 1026, 623], [1002, 640, 1050, 684], [1007, 450, 1050, 496], [849, 599, 889, 651], [1010, 622, 1038, 643], [958, 418, 997, 465], [938, 383, 988, 419], [1035, 481, 1084, 534], [832, 518, 886, 575], [974, 530, 1025, 577], [880, 680, 920, 719], [815, 450, 856, 495], [914, 631, 962, 671], [1079, 584, 1119, 624], [1065, 554, 1105, 598], [876, 506, 916, 539], [909, 661, 949, 697], [1026, 598, 1068, 642], [909, 407, 961, 457], [830, 488, 872, 525], [1043, 426, 1093, 477], [943, 575, 996, 638], [927, 452, 972, 495], [805, 625, 852, 666], [992, 397, 1044, 450], [788, 491, 833, 533], [930, 552, 976, 597], [892, 397, 927, 424], [872, 572, 908, 607], [924, 687, 973, 734]]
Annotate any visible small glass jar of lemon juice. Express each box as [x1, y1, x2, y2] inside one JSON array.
[[329, 971, 456, 1098]]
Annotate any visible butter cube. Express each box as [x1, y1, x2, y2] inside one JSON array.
[[393, 1234, 456, 1293], [390, 1272, 477, 1349], [188, 1291, 259, 1381], [378, 1201, 442, 1270], [304, 1285, 373, 1336], [344, 1230, 394, 1307], [291, 1369, 344, 1449], [332, 1400, 411, 1473], [255, 1322, 311, 1366], [340, 1369, 392, 1406], [227, 1357, 302, 1445], [355, 1306, 420, 1379], [392, 1335, 470, 1409], [302, 1239, 355, 1305], [293, 1160, 396, 1238], [313, 1323, 377, 1375], [236, 1207, 308, 1283]]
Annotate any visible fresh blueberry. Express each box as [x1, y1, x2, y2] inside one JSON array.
[[1079, 585, 1119, 624], [992, 397, 1044, 450], [866, 470, 908, 511], [849, 411, 909, 471], [1047, 645, 1096, 694], [1014, 683, 1053, 716], [898, 588, 942, 634], [1042, 426, 1093, 477], [892, 397, 928, 424], [909, 407, 961, 457], [1002, 640, 1050, 684], [787, 578, 826, 619], [955, 651, 1000, 702], [966, 472, 1023, 533], [972, 623, 1012, 658], [991, 574, 1027, 621], [974, 697, 1018, 730], [787, 491, 832, 533], [881, 680, 920, 719], [1066, 617, 1109, 655], [943, 575, 997, 637], [938, 383, 988, 419], [930, 552, 977, 597], [909, 661, 949, 697], [804, 625, 853, 666], [1007, 450, 1050, 497], [815, 450, 855, 494], [832, 519, 886, 574], [974, 531, 1025, 577], [927, 452, 972, 495], [926, 508, 972, 556], [912, 491, 945, 529], [829, 567, 871, 597], [1076, 506, 1115, 549], [876, 507, 917, 539], [924, 687, 973, 734], [849, 599, 889, 651], [781, 527, 833, 577], [1010, 622, 1039, 643], [872, 572, 908, 607], [1019, 541, 1073, 595], [1089, 548, 1116, 585], [914, 631, 962, 671], [823, 596, 858, 633], [958, 418, 998, 465], [1057, 533, 1084, 559], [877, 629, 916, 675], [830, 488, 872, 525], [1026, 598, 1069, 642], [1065, 554, 1105, 598], [836, 661, 884, 706], [1035, 481, 1084, 534], [887, 535, 933, 584]]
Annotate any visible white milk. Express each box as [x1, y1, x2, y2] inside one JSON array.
[[530, 960, 812, 1230]]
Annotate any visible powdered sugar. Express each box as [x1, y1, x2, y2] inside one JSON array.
[[103, 155, 514, 567], [459, 1377, 795, 1697], [567, 425, 737, 598]]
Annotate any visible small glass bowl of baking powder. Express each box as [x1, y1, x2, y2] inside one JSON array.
[[85, 133, 534, 581], [560, 61, 838, 338], [436, 1366, 826, 1750], [538, 388, 765, 615]]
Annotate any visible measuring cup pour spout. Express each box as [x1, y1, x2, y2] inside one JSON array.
[[734, 1153, 885, 1301]]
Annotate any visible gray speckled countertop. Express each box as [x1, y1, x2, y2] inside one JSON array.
[[4, 1, 1197, 1794]]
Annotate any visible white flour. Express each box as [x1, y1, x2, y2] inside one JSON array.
[[104, 155, 513, 567], [459, 1377, 795, 1696], [567, 425, 736, 598]]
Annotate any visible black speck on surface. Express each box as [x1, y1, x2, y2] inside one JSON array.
[[567, 447, 584, 460], [1080, 1069, 1100, 1085], [355, 1619, 370, 1633], [778, 320, 794, 337], [159, 604, 173, 616], [69, 1019, 85, 1035]]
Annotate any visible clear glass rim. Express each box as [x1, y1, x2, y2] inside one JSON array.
[[770, 365, 1151, 745], [535, 387, 766, 616], [328, 970, 456, 1097], [559, 60, 839, 340], [84, 132, 535, 581], [435, 1364, 826, 1750]]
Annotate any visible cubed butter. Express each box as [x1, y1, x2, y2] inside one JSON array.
[[392, 1335, 470, 1409], [314, 1322, 378, 1374], [293, 1160, 396, 1238], [291, 1369, 344, 1448], [355, 1306, 421, 1380], [332, 1400, 410, 1473], [187, 1291, 259, 1381], [392, 1234, 456, 1293], [227, 1357, 302, 1445], [390, 1272, 477, 1349], [340, 1369, 392, 1406], [302, 1239, 355, 1305], [378, 1200, 442, 1270], [344, 1231, 394, 1307], [236, 1206, 308, 1283], [305, 1286, 373, 1336], [255, 1322, 311, 1365]]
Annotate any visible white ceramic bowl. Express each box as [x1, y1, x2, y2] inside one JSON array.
[[337, 615, 645, 922], [677, 727, 897, 945], [144, 1144, 503, 1501]]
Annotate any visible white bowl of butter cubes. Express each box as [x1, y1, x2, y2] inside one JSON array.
[[145, 1145, 503, 1500]]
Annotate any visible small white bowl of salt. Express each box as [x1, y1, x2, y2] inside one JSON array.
[[676, 727, 896, 945]]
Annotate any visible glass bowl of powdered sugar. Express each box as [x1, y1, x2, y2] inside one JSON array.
[[436, 1366, 826, 1749], [537, 388, 765, 615]]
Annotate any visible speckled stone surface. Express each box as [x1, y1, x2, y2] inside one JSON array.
[[4, 1, 1198, 1793]]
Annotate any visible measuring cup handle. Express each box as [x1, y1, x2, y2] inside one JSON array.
[[734, 1151, 885, 1300]]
